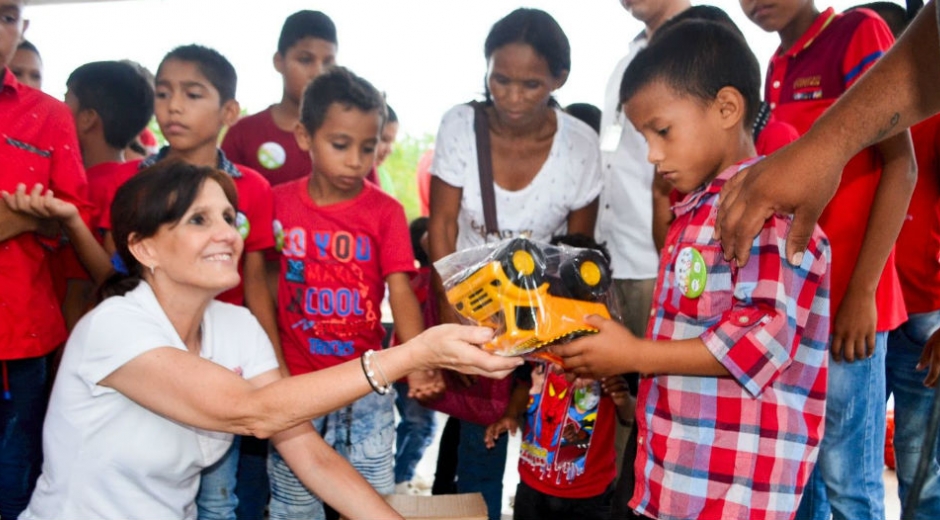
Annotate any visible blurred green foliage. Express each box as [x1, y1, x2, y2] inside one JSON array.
[[378, 133, 434, 222]]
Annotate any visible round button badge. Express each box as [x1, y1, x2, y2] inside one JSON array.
[[257, 142, 286, 170], [676, 246, 707, 299], [235, 212, 250, 240]]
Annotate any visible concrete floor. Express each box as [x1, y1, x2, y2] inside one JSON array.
[[407, 412, 903, 519]]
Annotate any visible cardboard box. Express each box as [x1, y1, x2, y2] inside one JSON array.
[[340, 493, 488, 520]]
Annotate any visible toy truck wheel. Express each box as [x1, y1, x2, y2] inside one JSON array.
[[561, 250, 612, 300], [498, 239, 546, 288]]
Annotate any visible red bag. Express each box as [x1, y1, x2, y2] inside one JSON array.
[[423, 372, 512, 426]]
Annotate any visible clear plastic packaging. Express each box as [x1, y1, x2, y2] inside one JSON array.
[[436, 237, 618, 363]]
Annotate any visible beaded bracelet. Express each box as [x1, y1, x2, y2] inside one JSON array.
[[361, 349, 392, 395]]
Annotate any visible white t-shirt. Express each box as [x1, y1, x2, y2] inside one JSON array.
[[22, 282, 279, 520], [595, 36, 661, 280], [431, 104, 602, 251]]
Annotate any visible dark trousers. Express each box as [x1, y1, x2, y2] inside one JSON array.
[[611, 425, 644, 520], [513, 480, 614, 520], [432, 415, 461, 495], [0, 356, 48, 520]]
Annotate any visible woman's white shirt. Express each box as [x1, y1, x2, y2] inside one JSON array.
[[431, 104, 602, 251], [22, 282, 279, 520]]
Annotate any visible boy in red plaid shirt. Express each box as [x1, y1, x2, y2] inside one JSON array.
[[553, 20, 831, 520]]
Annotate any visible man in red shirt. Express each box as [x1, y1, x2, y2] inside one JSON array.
[[742, 1, 915, 518], [0, 1, 90, 517]]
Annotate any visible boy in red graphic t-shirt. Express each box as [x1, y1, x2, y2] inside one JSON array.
[[268, 66, 425, 518]]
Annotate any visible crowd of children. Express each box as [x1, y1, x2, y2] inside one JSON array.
[[1, 0, 939, 519]]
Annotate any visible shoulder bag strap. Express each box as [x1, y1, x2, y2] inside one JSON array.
[[470, 101, 499, 236]]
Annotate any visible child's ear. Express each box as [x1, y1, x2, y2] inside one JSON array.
[[553, 69, 570, 91], [293, 123, 312, 152], [273, 52, 285, 75], [715, 86, 746, 130], [74, 108, 99, 136], [221, 99, 240, 128]]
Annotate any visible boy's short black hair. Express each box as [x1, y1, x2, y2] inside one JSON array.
[[409, 216, 430, 267], [386, 103, 398, 125], [67, 61, 155, 149], [850, 2, 908, 37], [278, 10, 337, 55], [654, 5, 743, 39], [620, 20, 761, 128], [564, 103, 601, 134], [17, 39, 39, 58], [300, 66, 386, 136], [158, 44, 237, 103]]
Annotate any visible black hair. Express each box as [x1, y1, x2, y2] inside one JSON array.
[[620, 19, 762, 127], [564, 103, 601, 134], [654, 5, 743, 39], [16, 39, 39, 58], [849, 2, 909, 37], [386, 104, 398, 125], [278, 10, 337, 55], [409, 216, 430, 267], [103, 160, 238, 298], [549, 233, 611, 263], [483, 8, 570, 104], [300, 66, 386, 136], [67, 61, 155, 149], [158, 44, 237, 103]]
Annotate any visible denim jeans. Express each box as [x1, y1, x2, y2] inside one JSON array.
[[796, 332, 887, 520], [0, 356, 48, 520], [887, 311, 940, 520], [268, 391, 395, 520], [197, 436, 241, 520], [235, 437, 270, 520], [394, 380, 437, 484], [456, 419, 508, 520]]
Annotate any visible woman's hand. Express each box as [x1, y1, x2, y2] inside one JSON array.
[[2, 182, 80, 222], [412, 324, 523, 378]]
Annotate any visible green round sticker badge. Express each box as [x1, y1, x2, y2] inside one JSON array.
[[676, 246, 707, 299], [235, 212, 250, 240], [273, 220, 285, 252], [257, 142, 286, 170]]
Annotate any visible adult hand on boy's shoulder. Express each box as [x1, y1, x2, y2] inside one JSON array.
[[716, 142, 841, 267], [918, 328, 940, 387], [831, 288, 878, 363], [550, 315, 636, 379]]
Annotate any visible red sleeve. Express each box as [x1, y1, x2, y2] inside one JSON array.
[[755, 119, 800, 156], [37, 104, 91, 250], [238, 168, 275, 253], [842, 13, 895, 89], [379, 196, 416, 277]]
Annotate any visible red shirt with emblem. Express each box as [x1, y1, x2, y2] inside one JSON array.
[[0, 69, 91, 359], [895, 115, 940, 314], [273, 178, 414, 374], [221, 106, 310, 187], [765, 7, 906, 331]]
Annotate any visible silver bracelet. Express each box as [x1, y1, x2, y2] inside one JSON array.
[[361, 349, 392, 395]]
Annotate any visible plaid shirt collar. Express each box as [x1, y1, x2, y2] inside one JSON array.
[[140, 146, 243, 179], [672, 158, 761, 218]]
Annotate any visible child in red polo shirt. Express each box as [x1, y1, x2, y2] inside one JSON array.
[[0, 1, 90, 517], [222, 10, 337, 186], [553, 20, 832, 520], [55, 61, 154, 326], [741, 1, 916, 518]]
